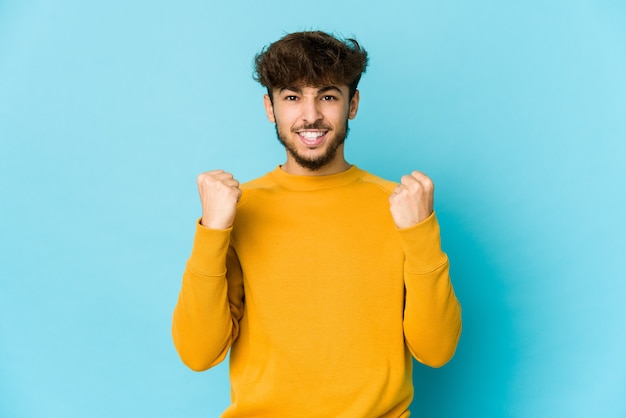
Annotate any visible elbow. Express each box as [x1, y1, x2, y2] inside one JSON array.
[[408, 323, 462, 369], [174, 339, 229, 372], [181, 356, 218, 372], [171, 324, 231, 372], [417, 346, 457, 368]]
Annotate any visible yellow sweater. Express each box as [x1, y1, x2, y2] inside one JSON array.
[[172, 166, 462, 417]]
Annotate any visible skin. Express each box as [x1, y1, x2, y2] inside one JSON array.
[[197, 83, 434, 230], [263, 84, 358, 176]]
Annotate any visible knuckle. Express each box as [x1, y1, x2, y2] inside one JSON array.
[[197, 173, 210, 185], [400, 179, 413, 188]]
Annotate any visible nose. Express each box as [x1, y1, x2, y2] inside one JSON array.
[[301, 98, 322, 123]]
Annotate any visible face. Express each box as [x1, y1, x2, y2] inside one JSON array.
[[263, 84, 360, 174]]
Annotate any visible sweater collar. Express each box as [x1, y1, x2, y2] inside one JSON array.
[[269, 165, 366, 191]]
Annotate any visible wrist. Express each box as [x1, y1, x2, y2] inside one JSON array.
[[200, 216, 232, 230]]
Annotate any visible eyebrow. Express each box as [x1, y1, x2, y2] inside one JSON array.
[[279, 86, 344, 96], [318, 86, 344, 95]]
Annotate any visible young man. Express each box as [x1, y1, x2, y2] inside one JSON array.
[[172, 31, 462, 417]]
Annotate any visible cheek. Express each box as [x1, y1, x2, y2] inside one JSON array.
[[274, 116, 294, 136], [273, 107, 294, 125]]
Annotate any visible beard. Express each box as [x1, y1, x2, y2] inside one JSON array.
[[275, 119, 350, 172]]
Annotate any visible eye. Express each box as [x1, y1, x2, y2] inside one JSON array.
[[321, 95, 338, 101], [284, 95, 298, 101]]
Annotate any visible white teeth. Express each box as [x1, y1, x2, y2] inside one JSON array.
[[299, 131, 325, 139]]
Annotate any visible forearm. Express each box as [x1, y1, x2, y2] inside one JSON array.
[[171, 222, 240, 371], [403, 260, 462, 368], [399, 212, 462, 367], [172, 267, 235, 371]]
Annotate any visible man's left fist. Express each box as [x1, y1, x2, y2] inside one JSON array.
[[389, 170, 434, 229]]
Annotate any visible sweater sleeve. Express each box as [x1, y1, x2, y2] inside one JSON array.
[[171, 220, 245, 371], [400, 212, 462, 368]]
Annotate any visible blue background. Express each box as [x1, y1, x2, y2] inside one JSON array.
[[1, 1, 625, 417]]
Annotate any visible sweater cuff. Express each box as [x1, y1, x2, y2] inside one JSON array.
[[187, 218, 232, 275], [397, 211, 448, 273]]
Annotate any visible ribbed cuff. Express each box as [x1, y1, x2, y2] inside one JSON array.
[[187, 219, 232, 275], [397, 211, 448, 273]]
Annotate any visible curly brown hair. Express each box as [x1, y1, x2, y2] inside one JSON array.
[[253, 31, 368, 101]]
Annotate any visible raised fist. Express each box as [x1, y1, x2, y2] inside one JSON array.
[[389, 170, 434, 229], [197, 170, 242, 229]]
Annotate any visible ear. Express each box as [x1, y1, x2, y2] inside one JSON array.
[[263, 94, 276, 123], [348, 90, 360, 120]]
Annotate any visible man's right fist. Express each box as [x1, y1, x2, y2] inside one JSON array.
[[197, 170, 242, 229]]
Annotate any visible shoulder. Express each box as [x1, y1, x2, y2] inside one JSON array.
[[356, 169, 398, 195], [236, 170, 278, 206], [241, 173, 275, 190]]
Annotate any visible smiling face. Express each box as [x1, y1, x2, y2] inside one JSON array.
[[264, 85, 360, 175]]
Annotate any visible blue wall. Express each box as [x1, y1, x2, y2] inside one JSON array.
[[1, 1, 625, 417]]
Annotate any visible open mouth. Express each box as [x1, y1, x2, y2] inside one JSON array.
[[297, 130, 328, 147]]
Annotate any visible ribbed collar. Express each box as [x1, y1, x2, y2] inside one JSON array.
[[268, 165, 366, 191]]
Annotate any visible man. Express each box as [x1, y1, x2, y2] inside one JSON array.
[[172, 31, 462, 417]]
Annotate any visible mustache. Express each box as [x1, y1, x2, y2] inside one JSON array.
[[291, 122, 332, 132]]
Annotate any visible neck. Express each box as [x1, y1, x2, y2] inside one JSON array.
[[281, 156, 351, 176]]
